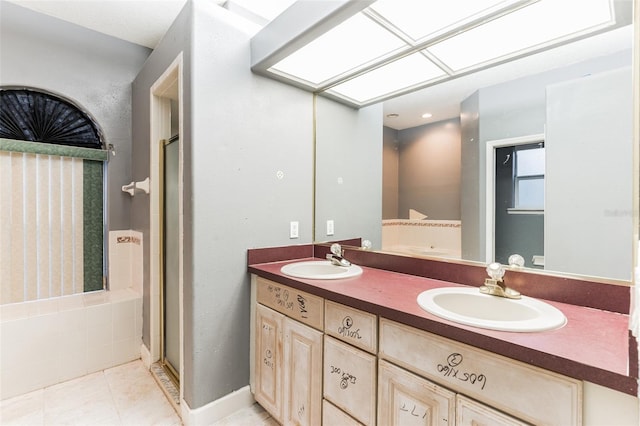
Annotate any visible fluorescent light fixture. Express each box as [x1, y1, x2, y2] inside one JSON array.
[[369, 0, 507, 42], [427, 0, 614, 71], [328, 52, 445, 103], [270, 12, 406, 86], [251, 0, 628, 108]]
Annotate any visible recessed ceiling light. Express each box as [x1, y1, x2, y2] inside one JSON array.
[[422, 112, 433, 118], [387, 113, 399, 118]]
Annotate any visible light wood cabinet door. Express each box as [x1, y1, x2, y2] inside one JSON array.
[[255, 304, 284, 423], [456, 395, 530, 426], [283, 317, 323, 426], [378, 360, 455, 426]]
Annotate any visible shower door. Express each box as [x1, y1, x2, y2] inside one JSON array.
[[162, 135, 180, 382]]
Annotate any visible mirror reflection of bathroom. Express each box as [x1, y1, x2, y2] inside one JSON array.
[[318, 47, 633, 282]]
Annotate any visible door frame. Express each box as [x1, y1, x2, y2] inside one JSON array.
[[484, 133, 545, 264], [149, 53, 184, 395]]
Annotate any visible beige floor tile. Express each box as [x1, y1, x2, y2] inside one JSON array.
[[0, 389, 45, 425], [213, 403, 278, 426]]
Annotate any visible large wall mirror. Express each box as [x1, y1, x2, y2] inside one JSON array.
[[313, 2, 636, 283]]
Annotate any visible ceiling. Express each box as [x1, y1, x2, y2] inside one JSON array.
[[6, 0, 632, 130]]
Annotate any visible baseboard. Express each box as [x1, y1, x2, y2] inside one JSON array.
[[140, 343, 152, 369], [181, 385, 255, 426]]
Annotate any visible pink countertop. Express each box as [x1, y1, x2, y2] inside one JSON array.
[[249, 258, 635, 396]]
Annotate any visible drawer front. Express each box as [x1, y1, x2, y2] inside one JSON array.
[[325, 300, 377, 353], [378, 359, 455, 426], [256, 277, 324, 330], [379, 318, 582, 425], [323, 336, 377, 426], [322, 400, 363, 426]]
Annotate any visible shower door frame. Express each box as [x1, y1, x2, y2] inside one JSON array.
[[149, 53, 184, 400]]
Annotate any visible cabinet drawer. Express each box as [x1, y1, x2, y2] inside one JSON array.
[[456, 395, 530, 426], [323, 336, 377, 426], [256, 277, 324, 330], [325, 300, 377, 353], [378, 359, 455, 426], [322, 399, 363, 426], [379, 318, 582, 425]]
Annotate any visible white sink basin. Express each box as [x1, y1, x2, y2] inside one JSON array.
[[417, 287, 566, 332], [280, 260, 363, 280]]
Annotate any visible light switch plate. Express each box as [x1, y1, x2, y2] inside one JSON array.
[[290, 221, 299, 239], [326, 219, 334, 236]]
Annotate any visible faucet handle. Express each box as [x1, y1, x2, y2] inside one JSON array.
[[486, 262, 505, 281], [330, 243, 343, 256]]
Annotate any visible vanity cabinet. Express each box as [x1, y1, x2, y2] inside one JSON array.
[[251, 276, 586, 426], [253, 278, 324, 426]]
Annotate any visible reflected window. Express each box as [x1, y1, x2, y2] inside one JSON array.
[[514, 143, 545, 209]]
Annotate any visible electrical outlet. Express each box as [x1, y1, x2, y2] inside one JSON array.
[[326, 219, 334, 236], [290, 221, 299, 239]]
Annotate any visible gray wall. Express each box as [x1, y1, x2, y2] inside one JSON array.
[[315, 96, 383, 247], [133, 0, 314, 408], [0, 1, 151, 231], [461, 49, 632, 263], [460, 92, 481, 261], [545, 67, 632, 280], [396, 118, 461, 220]]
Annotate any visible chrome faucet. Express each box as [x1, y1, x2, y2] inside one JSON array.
[[479, 262, 521, 299], [326, 243, 352, 267]]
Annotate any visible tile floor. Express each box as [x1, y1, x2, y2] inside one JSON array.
[[1, 359, 278, 426], [0, 360, 180, 425]]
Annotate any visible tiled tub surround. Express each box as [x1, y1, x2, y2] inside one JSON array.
[[248, 244, 637, 397], [381, 219, 461, 259], [0, 289, 143, 400]]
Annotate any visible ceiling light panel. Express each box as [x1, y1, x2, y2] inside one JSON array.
[[328, 52, 446, 103], [427, 0, 614, 71], [369, 0, 509, 42], [269, 13, 407, 86]]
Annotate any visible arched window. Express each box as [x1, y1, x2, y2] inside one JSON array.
[[0, 88, 103, 149], [0, 87, 107, 303]]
